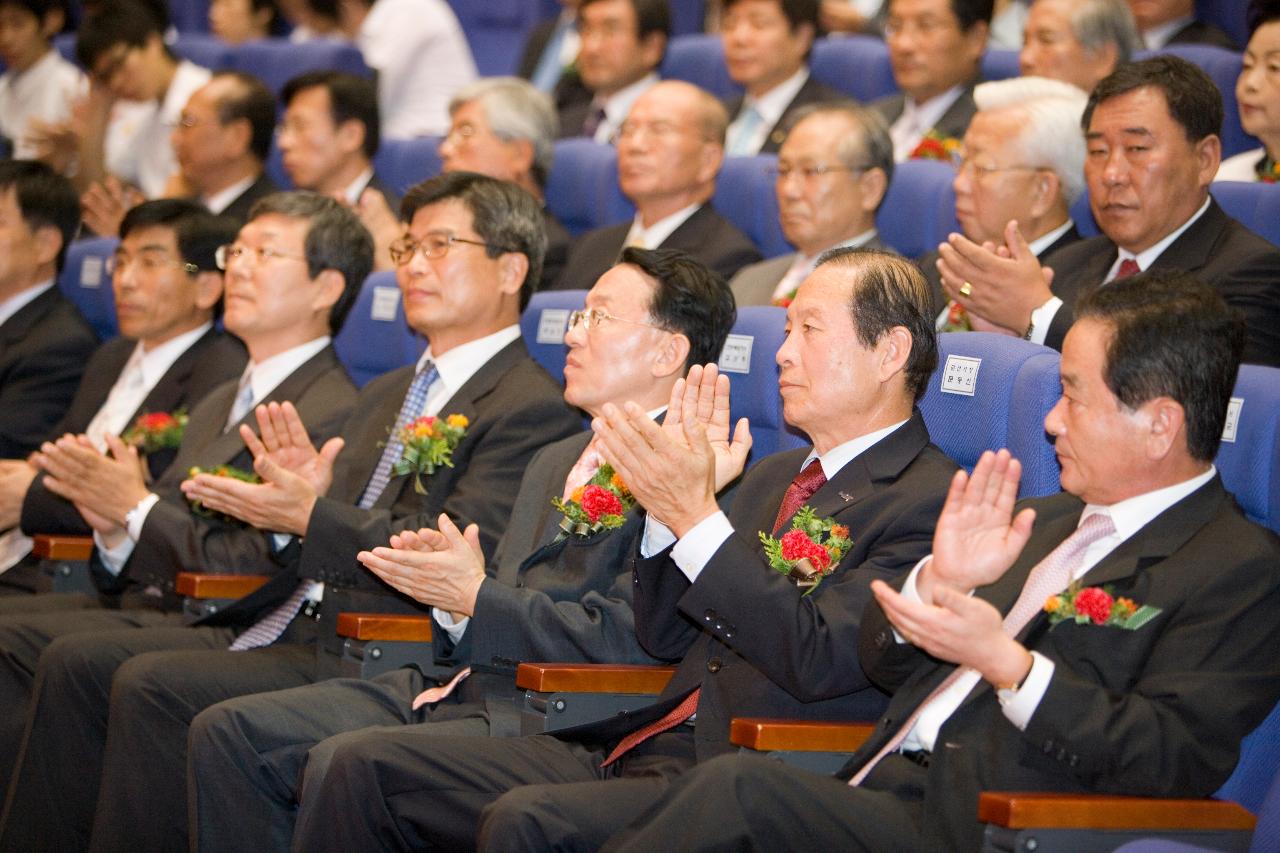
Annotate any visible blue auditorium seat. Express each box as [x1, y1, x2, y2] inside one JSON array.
[[1195, 0, 1248, 50], [719, 306, 806, 461], [228, 39, 370, 96], [1069, 190, 1101, 238], [1211, 181, 1280, 248], [920, 333, 1062, 498], [372, 137, 444, 198], [810, 36, 898, 104], [659, 34, 742, 99], [713, 154, 791, 260], [668, 0, 708, 36], [171, 35, 235, 70], [170, 0, 212, 34], [57, 237, 119, 340], [519, 289, 586, 385], [980, 48, 1021, 81], [1214, 364, 1280, 534], [333, 271, 425, 387], [442, 0, 547, 77], [545, 139, 635, 237], [876, 159, 961, 258], [1153, 45, 1257, 159]]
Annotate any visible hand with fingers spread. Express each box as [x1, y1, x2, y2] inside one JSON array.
[[659, 363, 752, 492], [0, 459, 38, 529], [936, 220, 1056, 334], [34, 433, 151, 526], [80, 176, 143, 238], [357, 514, 487, 618], [241, 402, 343, 496]]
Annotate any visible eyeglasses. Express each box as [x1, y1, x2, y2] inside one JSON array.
[[388, 234, 511, 266], [771, 162, 872, 182], [215, 243, 308, 271], [956, 157, 1043, 178], [107, 249, 199, 276], [567, 307, 667, 332]]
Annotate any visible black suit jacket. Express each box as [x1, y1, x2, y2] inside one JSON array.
[[520, 17, 591, 110], [541, 208, 572, 292], [848, 479, 1280, 849], [918, 224, 1082, 319], [214, 174, 279, 226], [0, 286, 99, 458], [552, 204, 763, 292], [19, 329, 248, 536], [1167, 19, 1237, 50], [546, 413, 958, 761], [723, 75, 843, 155], [112, 345, 356, 604], [1041, 200, 1280, 366], [873, 86, 978, 152]]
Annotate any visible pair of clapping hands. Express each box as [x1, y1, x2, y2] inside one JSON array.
[[936, 220, 1057, 336]]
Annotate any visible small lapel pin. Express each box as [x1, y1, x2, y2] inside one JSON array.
[[839, 490, 855, 502]]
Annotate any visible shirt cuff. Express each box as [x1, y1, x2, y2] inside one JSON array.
[[271, 532, 294, 552], [640, 515, 677, 557], [892, 555, 932, 643], [997, 650, 1055, 729], [1026, 297, 1063, 346], [670, 511, 734, 584], [433, 606, 470, 643], [97, 492, 160, 575]]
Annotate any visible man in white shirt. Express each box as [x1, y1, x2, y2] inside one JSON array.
[[730, 101, 893, 306], [554, 80, 762, 290], [935, 57, 1280, 367], [0, 0, 86, 162], [874, 0, 991, 162], [721, 0, 840, 156], [593, 270, 1280, 852], [556, 0, 668, 142]]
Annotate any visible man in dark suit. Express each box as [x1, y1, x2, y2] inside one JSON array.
[[935, 57, 1280, 367], [1020, 0, 1142, 95], [920, 77, 1086, 323], [0, 161, 98, 461], [554, 80, 763, 291], [0, 174, 582, 853], [1130, 0, 1236, 49], [185, 247, 738, 853], [0, 200, 246, 598], [288, 248, 960, 851], [731, 102, 893, 306], [720, 0, 841, 156], [0, 191, 365, 824], [588, 271, 1280, 852], [518, 0, 589, 107], [875, 0, 991, 162]]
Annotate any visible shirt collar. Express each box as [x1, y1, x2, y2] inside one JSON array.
[[342, 167, 376, 205], [135, 321, 213, 387], [803, 418, 909, 480], [1027, 219, 1074, 257], [599, 72, 660, 126], [904, 85, 965, 134], [162, 60, 206, 119], [418, 324, 521, 401], [744, 67, 809, 127], [1112, 196, 1211, 277], [0, 278, 55, 328], [1081, 465, 1216, 544], [626, 201, 702, 249], [202, 174, 257, 215], [244, 336, 331, 403], [792, 228, 880, 276], [1142, 16, 1194, 50]]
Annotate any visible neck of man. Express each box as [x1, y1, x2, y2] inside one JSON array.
[[0, 267, 54, 304], [153, 57, 178, 104], [1017, 205, 1070, 246], [797, 222, 874, 259], [637, 187, 711, 229], [804, 395, 913, 456], [419, 310, 520, 359], [745, 63, 801, 101], [313, 156, 373, 198], [11, 44, 52, 74], [140, 313, 212, 352], [242, 322, 329, 363], [196, 158, 260, 200], [585, 379, 677, 420]]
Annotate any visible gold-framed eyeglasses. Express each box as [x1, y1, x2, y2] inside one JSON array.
[[771, 162, 872, 181], [567, 307, 667, 332], [388, 234, 512, 266], [215, 243, 308, 271], [107, 249, 200, 276], [956, 157, 1043, 178]]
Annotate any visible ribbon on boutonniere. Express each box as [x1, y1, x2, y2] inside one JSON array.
[[388, 414, 469, 495], [1044, 582, 1162, 629], [549, 462, 636, 540], [758, 506, 852, 595]]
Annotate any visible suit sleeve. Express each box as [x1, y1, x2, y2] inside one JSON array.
[[1215, 244, 1280, 368], [0, 310, 98, 458], [630, 546, 701, 660]]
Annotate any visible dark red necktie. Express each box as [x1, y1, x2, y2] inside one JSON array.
[[1114, 258, 1141, 280], [772, 458, 827, 534]]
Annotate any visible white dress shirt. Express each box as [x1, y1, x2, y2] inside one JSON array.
[[0, 49, 87, 160], [772, 229, 880, 304], [591, 72, 660, 145], [201, 174, 257, 216], [622, 201, 702, 250], [104, 60, 211, 198], [889, 85, 964, 163], [341, 167, 377, 205], [1141, 16, 1194, 50], [897, 466, 1217, 753], [725, 67, 809, 157], [1216, 148, 1266, 183], [0, 279, 54, 329]]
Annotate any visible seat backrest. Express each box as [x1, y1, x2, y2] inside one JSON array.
[[981, 48, 1021, 82], [718, 306, 808, 461], [1150, 45, 1255, 159], [1213, 364, 1280, 534], [712, 154, 791, 259], [228, 39, 371, 96], [810, 36, 897, 103], [876, 159, 962, 258], [171, 34, 235, 70], [545, 139, 635, 237], [57, 237, 119, 340], [1195, 0, 1248, 49], [919, 333, 1062, 498], [659, 33, 742, 99], [1215, 698, 1280, 818], [1068, 190, 1101, 238], [372, 136, 444, 198], [520, 289, 587, 385], [1210, 182, 1280, 248], [442, 0, 542, 76], [332, 271, 426, 387], [668, 0, 708, 36]]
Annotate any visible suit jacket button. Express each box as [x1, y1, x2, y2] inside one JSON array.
[[1056, 747, 1068, 762], [707, 658, 722, 673], [875, 631, 889, 650], [1042, 740, 1055, 753], [704, 609, 715, 622], [1068, 754, 1079, 768]]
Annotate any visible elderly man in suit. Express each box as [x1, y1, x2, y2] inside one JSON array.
[[0, 199, 246, 598], [289, 248, 960, 851], [921, 77, 1086, 326], [936, 56, 1280, 367], [184, 247, 737, 853], [0, 161, 98, 461], [1019, 0, 1141, 94], [591, 270, 1280, 852], [1128, 0, 1236, 49], [554, 80, 763, 290], [731, 101, 893, 306], [876, 0, 992, 162], [0, 174, 582, 853], [720, 0, 841, 156]]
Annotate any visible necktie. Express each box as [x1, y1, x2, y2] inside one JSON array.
[[1114, 258, 1141, 280], [224, 369, 256, 433], [86, 348, 146, 449], [847, 512, 1116, 786], [600, 456, 833, 766], [228, 361, 437, 652], [727, 105, 764, 156], [561, 437, 604, 501], [770, 256, 811, 304], [583, 104, 608, 140]]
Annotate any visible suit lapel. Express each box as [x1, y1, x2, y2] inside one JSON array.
[[0, 287, 61, 354], [1148, 199, 1227, 276], [128, 329, 217, 423], [331, 368, 415, 505]]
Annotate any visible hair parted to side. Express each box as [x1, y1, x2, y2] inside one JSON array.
[[618, 247, 737, 370], [449, 77, 558, 189], [1083, 55, 1223, 143], [0, 159, 80, 272]]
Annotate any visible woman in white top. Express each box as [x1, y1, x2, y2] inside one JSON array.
[[1217, 2, 1280, 183]]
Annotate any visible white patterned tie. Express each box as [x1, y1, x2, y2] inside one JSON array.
[[223, 368, 256, 433], [728, 105, 764, 156], [85, 347, 146, 449], [848, 512, 1115, 786], [228, 361, 438, 652], [561, 437, 604, 501]]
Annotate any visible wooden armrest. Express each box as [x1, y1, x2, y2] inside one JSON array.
[[174, 572, 270, 599], [977, 792, 1257, 831], [335, 612, 433, 642], [516, 663, 677, 694], [729, 718, 876, 753], [31, 535, 94, 561]]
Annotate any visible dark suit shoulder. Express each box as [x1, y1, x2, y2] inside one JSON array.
[[664, 204, 763, 280], [1168, 20, 1238, 50], [217, 174, 279, 226], [540, 208, 572, 291]]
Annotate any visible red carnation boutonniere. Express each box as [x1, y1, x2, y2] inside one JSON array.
[[1043, 582, 1162, 629], [389, 414, 469, 495], [940, 300, 972, 332], [758, 506, 852, 595], [121, 409, 188, 453], [550, 463, 636, 540], [771, 289, 797, 308], [186, 464, 261, 520], [909, 130, 962, 164]]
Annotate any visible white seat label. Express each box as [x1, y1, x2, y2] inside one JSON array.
[[537, 309, 570, 344], [718, 334, 754, 374], [941, 354, 981, 396], [370, 286, 400, 321], [1221, 397, 1243, 443]]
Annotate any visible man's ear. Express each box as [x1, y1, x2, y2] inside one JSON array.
[[194, 270, 225, 312], [311, 268, 346, 318], [876, 325, 913, 385], [496, 251, 530, 298], [1141, 396, 1187, 462], [651, 332, 691, 380]]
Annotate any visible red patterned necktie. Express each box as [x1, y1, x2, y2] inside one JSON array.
[[1114, 258, 1141, 280], [772, 458, 827, 534]]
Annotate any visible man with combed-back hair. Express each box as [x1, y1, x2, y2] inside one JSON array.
[[1020, 0, 1141, 94]]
